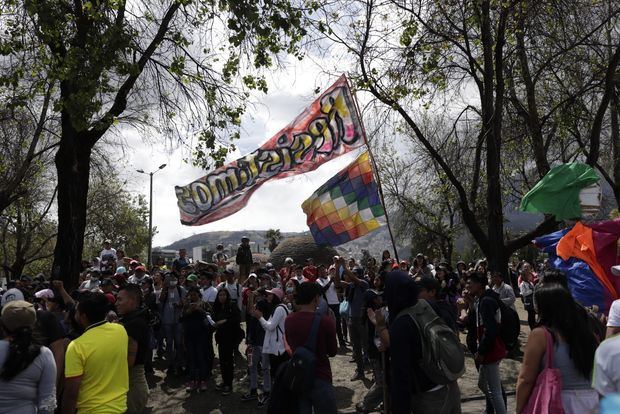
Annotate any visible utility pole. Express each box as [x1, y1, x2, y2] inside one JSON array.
[[136, 163, 167, 269]]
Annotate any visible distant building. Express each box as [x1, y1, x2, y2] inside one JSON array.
[[151, 249, 178, 268]]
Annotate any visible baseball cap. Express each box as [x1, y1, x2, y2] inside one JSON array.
[[284, 257, 294, 265], [115, 266, 127, 275], [130, 260, 139, 266], [34, 289, 55, 299], [1, 288, 25, 307], [104, 239, 112, 243], [248, 273, 257, 279], [186, 274, 198, 282], [1, 300, 37, 331], [104, 293, 116, 305], [134, 266, 146, 272], [265, 287, 284, 301]]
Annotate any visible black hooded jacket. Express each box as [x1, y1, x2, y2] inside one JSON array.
[[465, 289, 501, 357], [385, 271, 436, 414]]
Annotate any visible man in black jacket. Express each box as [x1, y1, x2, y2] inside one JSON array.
[[465, 272, 507, 414], [385, 271, 460, 413], [236, 236, 253, 284]]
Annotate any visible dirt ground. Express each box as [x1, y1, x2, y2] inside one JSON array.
[[146, 303, 529, 413]]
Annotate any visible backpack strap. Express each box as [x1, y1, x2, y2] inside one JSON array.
[[275, 304, 289, 343], [543, 328, 555, 368], [304, 312, 323, 353]]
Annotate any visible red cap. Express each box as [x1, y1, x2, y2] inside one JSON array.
[[104, 293, 116, 305], [134, 266, 146, 272]]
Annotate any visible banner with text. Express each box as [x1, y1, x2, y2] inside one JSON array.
[[176, 75, 366, 225]]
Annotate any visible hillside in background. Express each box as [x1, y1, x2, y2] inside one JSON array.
[[159, 177, 617, 263], [160, 227, 404, 261]]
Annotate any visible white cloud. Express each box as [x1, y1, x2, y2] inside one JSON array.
[[122, 60, 362, 247]]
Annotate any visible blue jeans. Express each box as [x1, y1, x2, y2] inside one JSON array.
[[348, 317, 366, 373], [249, 346, 271, 392], [479, 362, 506, 414], [299, 379, 337, 414]]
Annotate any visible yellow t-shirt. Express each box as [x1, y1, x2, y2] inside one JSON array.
[[65, 321, 129, 413]]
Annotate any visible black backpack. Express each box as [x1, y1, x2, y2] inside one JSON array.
[[396, 300, 465, 385], [268, 312, 323, 413], [495, 298, 520, 351]]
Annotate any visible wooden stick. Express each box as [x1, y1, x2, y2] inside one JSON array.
[[346, 75, 400, 262]]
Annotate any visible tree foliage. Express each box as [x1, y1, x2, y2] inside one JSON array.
[[1, 0, 315, 287], [311, 0, 620, 274], [264, 228, 283, 252], [82, 177, 151, 262]]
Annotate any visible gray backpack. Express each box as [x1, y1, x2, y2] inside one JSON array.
[[396, 299, 465, 384]]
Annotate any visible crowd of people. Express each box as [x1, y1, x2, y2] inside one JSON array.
[[1, 236, 620, 414]]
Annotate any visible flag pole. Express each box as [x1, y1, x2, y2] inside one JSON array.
[[346, 75, 400, 263]]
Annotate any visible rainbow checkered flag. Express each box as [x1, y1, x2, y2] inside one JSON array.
[[302, 151, 386, 246]]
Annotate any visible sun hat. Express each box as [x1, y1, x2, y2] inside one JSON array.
[[1, 300, 37, 331]]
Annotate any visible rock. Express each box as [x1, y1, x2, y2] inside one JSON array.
[[269, 236, 338, 267]]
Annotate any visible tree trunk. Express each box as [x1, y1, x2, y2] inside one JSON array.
[[481, 0, 510, 278], [51, 124, 92, 290], [611, 90, 620, 208], [10, 258, 26, 280]]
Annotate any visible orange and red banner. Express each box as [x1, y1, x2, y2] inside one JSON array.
[[176, 75, 366, 225]]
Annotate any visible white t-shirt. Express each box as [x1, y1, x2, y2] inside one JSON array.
[[201, 286, 218, 303], [492, 282, 516, 311], [127, 274, 148, 285], [317, 276, 339, 305], [607, 299, 620, 327], [519, 280, 534, 297], [100, 248, 117, 264], [212, 251, 229, 264], [593, 335, 620, 395]]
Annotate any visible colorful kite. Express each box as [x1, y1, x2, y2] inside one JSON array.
[[302, 151, 386, 246], [176, 75, 366, 225]]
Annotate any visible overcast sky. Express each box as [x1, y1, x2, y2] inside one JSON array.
[[124, 60, 363, 247]]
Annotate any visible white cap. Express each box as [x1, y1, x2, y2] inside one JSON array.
[[1, 288, 25, 307], [35, 289, 55, 299]]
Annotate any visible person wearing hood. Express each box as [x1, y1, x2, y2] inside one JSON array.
[[465, 272, 507, 414], [117, 284, 150, 414], [382, 271, 461, 413]]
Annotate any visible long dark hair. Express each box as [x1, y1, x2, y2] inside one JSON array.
[[534, 283, 597, 378], [212, 288, 232, 315], [0, 325, 41, 380]]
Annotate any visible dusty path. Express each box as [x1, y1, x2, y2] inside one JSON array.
[[146, 303, 529, 413]]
